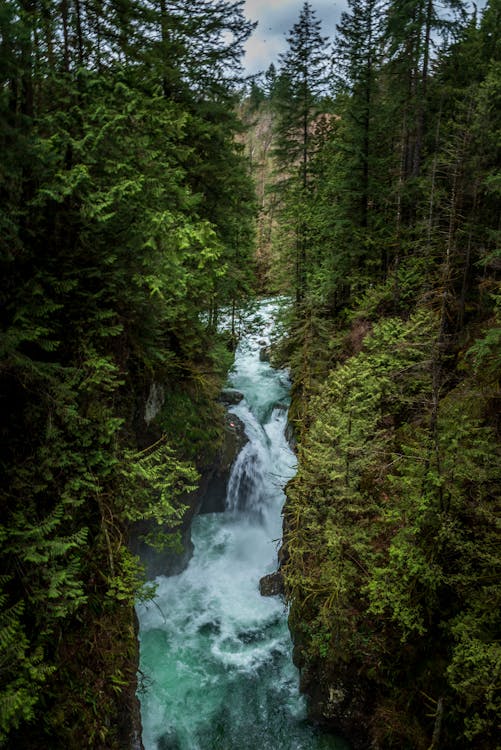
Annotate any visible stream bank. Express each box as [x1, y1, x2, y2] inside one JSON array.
[[135, 299, 349, 750]]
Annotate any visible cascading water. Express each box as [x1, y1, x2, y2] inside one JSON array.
[[136, 300, 347, 750]]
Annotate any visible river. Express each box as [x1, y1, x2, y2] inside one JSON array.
[[136, 300, 347, 750]]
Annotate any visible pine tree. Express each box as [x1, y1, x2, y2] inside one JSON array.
[[0, 0, 257, 745], [273, 2, 330, 304], [334, 0, 383, 231]]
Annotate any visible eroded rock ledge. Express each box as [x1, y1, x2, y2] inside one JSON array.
[[129, 408, 247, 579], [297, 659, 373, 749], [259, 571, 284, 597]]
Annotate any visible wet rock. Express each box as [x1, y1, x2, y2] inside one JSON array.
[[129, 413, 247, 576], [198, 620, 221, 637], [199, 412, 247, 514], [130, 729, 144, 750], [259, 571, 284, 597], [129, 514, 194, 579], [298, 661, 373, 750], [219, 388, 244, 405], [222, 412, 248, 469], [237, 628, 263, 644], [116, 610, 145, 750], [285, 420, 297, 452], [259, 345, 271, 362], [144, 382, 165, 425]]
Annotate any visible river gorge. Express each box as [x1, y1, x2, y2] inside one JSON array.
[[136, 301, 347, 750]]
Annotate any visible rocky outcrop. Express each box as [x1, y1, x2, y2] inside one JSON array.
[[294, 658, 374, 749], [259, 345, 271, 362], [259, 571, 284, 596], [129, 411, 247, 578], [116, 610, 145, 750], [284, 419, 297, 451], [199, 412, 247, 513], [144, 382, 165, 425], [219, 388, 244, 406]]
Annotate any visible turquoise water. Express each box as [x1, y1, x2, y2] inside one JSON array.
[[136, 301, 348, 750]]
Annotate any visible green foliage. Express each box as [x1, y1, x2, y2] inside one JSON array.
[[465, 291, 501, 377], [283, 297, 500, 746], [120, 440, 197, 525], [447, 599, 501, 744], [0, 0, 256, 745], [0, 583, 53, 743], [245, 0, 501, 747], [283, 310, 436, 647], [271, 2, 331, 303]]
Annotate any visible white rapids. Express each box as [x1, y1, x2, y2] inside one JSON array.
[[136, 299, 347, 750]]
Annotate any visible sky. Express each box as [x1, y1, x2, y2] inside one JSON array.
[[242, 0, 346, 77]]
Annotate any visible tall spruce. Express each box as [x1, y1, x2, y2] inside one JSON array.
[[276, 0, 501, 746], [383, 0, 467, 201], [335, 0, 383, 229], [0, 0, 257, 745], [327, 0, 388, 302], [273, 1, 330, 304]]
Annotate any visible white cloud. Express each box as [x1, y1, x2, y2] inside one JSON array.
[[243, 0, 345, 76], [242, 0, 481, 77]]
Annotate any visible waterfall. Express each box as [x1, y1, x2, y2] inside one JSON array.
[[136, 300, 347, 750]]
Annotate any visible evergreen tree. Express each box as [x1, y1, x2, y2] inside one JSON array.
[[383, 0, 467, 211], [334, 0, 383, 232], [264, 62, 278, 98], [273, 1, 330, 304], [310, 0, 389, 308], [144, 0, 255, 101], [277, 0, 501, 746], [0, 0, 257, 745]]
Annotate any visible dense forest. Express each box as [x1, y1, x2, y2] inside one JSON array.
[[0, 0, 256, 747], [1, 0, 499, 748], [243, 1, 500, 748]]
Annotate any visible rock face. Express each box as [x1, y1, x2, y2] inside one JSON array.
[[144, 382, 165, 425], [116, 610, 145, 750], [259, 571, 284, 597], [199, 411, 247, 514], [219, 388, 244, 406], [259, 345, 271, 362], [296, 659, 374, 750], [284, 420, 297, 451], [129, 411, 247, 578]]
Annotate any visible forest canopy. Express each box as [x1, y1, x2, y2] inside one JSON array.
[[0, 0, 256, 746], [1, 0, 500, 748], [241, 1, 500, 748]]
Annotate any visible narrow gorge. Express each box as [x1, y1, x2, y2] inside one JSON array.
[[136, 301, 348, 750]]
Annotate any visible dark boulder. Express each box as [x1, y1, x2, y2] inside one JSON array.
[[219, 388, 244, 406], [259, 571, 284, 597], [129, 412, 248, 577], [298, 660, 374, 750], [199, 412, 247, 513], [259, 345, 271, 362], [285, 420, 297, 451]]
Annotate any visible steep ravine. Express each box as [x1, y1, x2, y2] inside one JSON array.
[[135, 300, 349, 750]]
